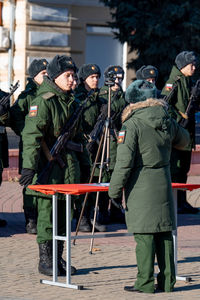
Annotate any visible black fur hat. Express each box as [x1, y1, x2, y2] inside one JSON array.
[[78, 64, 101, 82], [47, 55, 77, 80], [28, 59, 48, 79], [104, 65, 124, 80], [175, 51, 196, 70], [136, 65, 158, 80]]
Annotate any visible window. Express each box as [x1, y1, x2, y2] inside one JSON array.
[[30, 4, 68, 22], [29, 31, 68, 47]]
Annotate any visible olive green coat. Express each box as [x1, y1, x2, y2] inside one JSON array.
[[10, 78, 38, 135], [108, 99, 190, 233], [22, 77, 90, 198], [10, 78, 39, 173], [161, 65, 193, 150]]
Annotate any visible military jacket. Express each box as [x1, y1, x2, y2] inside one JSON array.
[[161, 66, 193, 150], [22, 77, 90, 195], [74, 83, 105, 135], [10, 78, 38, 135], [109, 99, 189, 233]]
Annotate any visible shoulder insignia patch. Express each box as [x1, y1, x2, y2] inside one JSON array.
[[117, 130, 126, 144], [165, 83, 173, 91], [42, 92, 55, 100], [29, 105, 38, 117]]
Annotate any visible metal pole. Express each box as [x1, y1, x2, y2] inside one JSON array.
[[122, 42, 127, 91], [66, 194, 71, 285]]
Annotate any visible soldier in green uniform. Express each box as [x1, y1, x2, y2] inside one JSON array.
[[19, 55, 90, 276], [74, 63, 107, 232], [109, 80, 190, 293], [136, 65, 158, 84], [97, 65, 126, 224], [0, 89, 9, 227], [10, 58, 48, 234], [161, 51, 199, 214]]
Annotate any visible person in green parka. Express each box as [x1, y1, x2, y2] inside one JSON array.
[[10, 58, 48, 234], [19, 55, 90, 276], [97, 65, 127, 224], [109, 80, 190, 293], [161, 51, 199, 214], [74, 63, 107, 232], [0, 89, 9, 227]]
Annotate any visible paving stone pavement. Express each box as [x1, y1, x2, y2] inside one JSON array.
[[0, 178, 200, 300]]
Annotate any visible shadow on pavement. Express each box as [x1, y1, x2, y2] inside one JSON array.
[[0, 212, 26, 237], [178, 213, 200, 227], [174, 283, 200, 292], [77, 264, 137, 275]]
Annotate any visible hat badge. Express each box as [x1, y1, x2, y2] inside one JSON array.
[[114, 67, 118, 72], [91, 66, 95, 70], [150, 70, 155, 75], [43, 61, 47, 65]]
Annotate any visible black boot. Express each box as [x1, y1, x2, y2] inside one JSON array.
[[58, 241, 77, 275], [38, 241, 61, 276], [24, 207, 37, 234]]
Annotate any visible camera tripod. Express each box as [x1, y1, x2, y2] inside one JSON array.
[[74, 81, 118, 253]]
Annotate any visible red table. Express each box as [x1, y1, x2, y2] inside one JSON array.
[[28, 182, 200, 289]]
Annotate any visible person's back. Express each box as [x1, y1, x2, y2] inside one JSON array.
[[109, 80, 190, 294]]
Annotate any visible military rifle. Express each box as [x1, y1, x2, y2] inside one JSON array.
[[179, 78, 200, 129], [36, 90, 94, 184], [0, 80, 20, 106]]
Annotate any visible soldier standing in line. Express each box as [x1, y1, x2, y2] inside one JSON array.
[[97, 65, 126, 224], [136, 65, 158, 84], [0, 89, 9, 227], [74, 63, 107, 232], [109, 80, 189, 293], [161, 51, 199, 214], [19, 55, 90, 276], [10, 59, 48, 234]]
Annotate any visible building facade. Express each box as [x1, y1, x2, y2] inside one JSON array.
[[0, 0, 134, 96]]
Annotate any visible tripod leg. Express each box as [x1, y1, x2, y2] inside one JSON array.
[[89, 125, 109, 253], [73, 132, 105, 245]]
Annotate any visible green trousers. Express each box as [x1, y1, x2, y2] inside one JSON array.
[[134, 232, 176, 293]]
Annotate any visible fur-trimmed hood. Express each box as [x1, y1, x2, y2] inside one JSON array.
[[122, 98, 168, 123]]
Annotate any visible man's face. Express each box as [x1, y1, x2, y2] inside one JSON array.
[[181, 63, 196, 77], [84, 74, 99, 90], [54, 70, 74, 92], [146, 78, 156, 84], [111, 76, 123, 91], [34, 70, 47, 85]]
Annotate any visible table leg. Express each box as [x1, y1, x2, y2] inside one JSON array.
[[173, 189, 191, 282], [41, 193, 83, 289]]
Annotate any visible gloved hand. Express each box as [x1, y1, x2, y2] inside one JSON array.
[[110, 198, 124, 211], [19, 168, 35, 187]]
